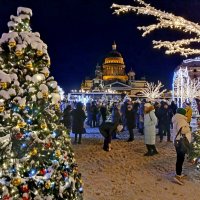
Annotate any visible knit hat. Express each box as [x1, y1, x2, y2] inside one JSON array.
[[144, 103, 152, 108], [176, 108, 186, 116]]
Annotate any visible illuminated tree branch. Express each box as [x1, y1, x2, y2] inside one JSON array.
[[111, 0, 200, 57], [140, 81, 166, 100]]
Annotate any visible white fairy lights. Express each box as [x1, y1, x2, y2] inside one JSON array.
[[140, 81, 166, 100], [111, 0, 200, 57]]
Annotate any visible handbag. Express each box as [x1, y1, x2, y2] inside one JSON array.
[[174, 127, 190, 154]]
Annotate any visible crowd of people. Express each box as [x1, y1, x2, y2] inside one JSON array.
[[62, 98, 193, 185]]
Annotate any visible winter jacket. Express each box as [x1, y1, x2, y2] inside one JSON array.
[[172, 113, 191, 142], [144, 109, 157, 145], [71, 108, 86, 134], [125, 109, 136, 129], [185, 106, 192, 123], [99, 122, 117, 138]]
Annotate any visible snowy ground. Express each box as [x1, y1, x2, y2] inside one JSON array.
[[71, 128, 200, 200]]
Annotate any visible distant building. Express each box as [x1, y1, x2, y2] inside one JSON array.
[[176, 57, 200, 79], [81, 42, 147, 97]]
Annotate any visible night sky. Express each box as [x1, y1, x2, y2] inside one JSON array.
[[1, 0, 200, 92]]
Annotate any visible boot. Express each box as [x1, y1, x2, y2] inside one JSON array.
[[74, 133, 78, 144], [144, 144, 153, 156], [151, 145, 158, 155], [78, 134, 82, 144]]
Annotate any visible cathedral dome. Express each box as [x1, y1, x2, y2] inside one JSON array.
[[102, 42, 128, 82], [104, 42, 124, 65]]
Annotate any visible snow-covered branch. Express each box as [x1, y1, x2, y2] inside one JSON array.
[[111, 0, 200, 57], [140, 81, 166, 100]]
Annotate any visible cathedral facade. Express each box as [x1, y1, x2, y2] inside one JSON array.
[[81, 42, 147, 97]]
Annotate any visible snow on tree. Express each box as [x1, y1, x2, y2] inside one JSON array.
[[0, 7, 83, 200], [140, 81, 166, 100], [111, 0, 200, 57]]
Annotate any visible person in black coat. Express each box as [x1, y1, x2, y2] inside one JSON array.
[[111, 105, 121, 139], [62, 105, 72, 130], [157, 102, 173, 142], [100, 103, 107, 123], [99, 122, 123, 151], [91, 101, 98, 127], [125, 104, 136, 142], [71, 102, 86, 144]]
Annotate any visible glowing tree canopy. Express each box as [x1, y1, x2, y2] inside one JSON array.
[[111, 0, 200, 57], [0, 7, 83, 200], [173, 67, 200, 107], [140, 81, 166, 100]]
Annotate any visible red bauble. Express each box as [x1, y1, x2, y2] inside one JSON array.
[[44, 143, 51, 148], [3, 194, 10, 200], [40, 169, 46, 175], [15, 132, 23, 139], [21, 185, 29, 193], [22, 197, 29, 200], [62, 171, 68, 177]]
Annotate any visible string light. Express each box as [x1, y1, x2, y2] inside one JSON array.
[[111, 0, 200, 57], [140, 81, 166, 100]]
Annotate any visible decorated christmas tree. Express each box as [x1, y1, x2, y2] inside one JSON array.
[[0, 7, 83, 200], [189, 130, 200, 163]]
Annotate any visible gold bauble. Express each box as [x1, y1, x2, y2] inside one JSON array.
[[30, 148, 38, 156], [55, 150, 61, 157], [45, 180, 51, 189], [9, 41, 16, 47], [47, 60, 51, 65], [55, 104, 60, 110], [36, 50, 43, 56], [42, 92, 48, 99], [41, 123, 47, 129], [0, 106, 4, 112], [17, 121, 26, 128], [44, 72, 49, 78], [26, 62, 33, 69], [15, 50, 23, 56], [19, 105, 25, 110], [0, 82, 7, 89], [12, 177, 21, 186]]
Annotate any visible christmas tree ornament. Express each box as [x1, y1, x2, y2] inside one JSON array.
[[29, 147, 38, 156], [26, 62, 33, 70], [17, 121, 27, 128], [44, 72, 49, 78], [55, 103, 60, 110], [15, 50, 23, 57], [0, 105, 5, 112], [0, 82, 8, 89], [45, 180, 51, 189], [39, 168, 46, 175], [36, 50, 43, 56], [12, 177, 21, 186], [8, 40, 16, 48], [44, 142, 51, 148], [42, 92, 48, 99], [15, 132, 23, 140], [55, 149, 61, 157], [20, 184, 29, 193], [41, 122, 47, 129], [2, 194, 10, 200]]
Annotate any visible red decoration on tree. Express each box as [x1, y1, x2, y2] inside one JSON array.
[[40, 169, 46, 175], [44, 142, 51, 148], [3, 194, 10, 200], [21, 184, 29, 193], [15, 132, 23, 139], [62, 171, 68, 178]]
